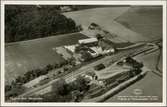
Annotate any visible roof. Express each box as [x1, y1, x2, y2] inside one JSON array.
[[94, 63, 105, 71], [90, 23, 99, 27], [78, 38, 98, 44], [64, 45, 77, 53], [90, 47, 103, 54]]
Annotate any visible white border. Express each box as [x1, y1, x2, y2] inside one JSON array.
[[1, 1, 166, 106]]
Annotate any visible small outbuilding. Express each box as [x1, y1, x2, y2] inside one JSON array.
[[94, 63, 105, 71]]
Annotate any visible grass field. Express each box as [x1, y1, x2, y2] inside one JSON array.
[[115, 6, 162, 41], [5, 33, 88, 85]]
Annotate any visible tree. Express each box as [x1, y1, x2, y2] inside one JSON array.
[[15, 76, 23, 84], [75, 75, 89, 91], [67, 57, 76, 66], [85, 71, 96, 77], [54, 63, 59, 69], [71, 90, 82, 102], [5, 84, 26, 98], [46, 64, 54, 71], [5, 85, 11, 92], [81, 51, 93, 61], [96, 34, 103, 40], [52, 78, 69, 96], [63, 67, 69, 72]]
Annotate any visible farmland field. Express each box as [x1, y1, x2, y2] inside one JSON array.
[[5, 33, 88, 85], [64, 6, 148, 42], [64, 6, 162, 43], [64, 6, 130, 26], [115, 6, 162, 41]]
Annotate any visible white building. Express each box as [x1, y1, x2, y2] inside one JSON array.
[[89, 46, 115, 57], [78, 38, 98, 45]]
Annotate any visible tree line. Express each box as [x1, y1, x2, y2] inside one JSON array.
[[5, 58, 76, 99]]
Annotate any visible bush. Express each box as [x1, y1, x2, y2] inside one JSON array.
[[5, 84, 26, 99], [45, 64, 54, 71], [75, 75, 90, 91], [52, 78, 69, 96]]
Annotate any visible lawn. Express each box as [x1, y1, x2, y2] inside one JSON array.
[[5, 33, 88, 85]]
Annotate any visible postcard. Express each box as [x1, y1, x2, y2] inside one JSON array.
[[0, 0, 166, 106]]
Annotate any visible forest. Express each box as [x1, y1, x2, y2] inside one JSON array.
[[5, 5, 82, 43]]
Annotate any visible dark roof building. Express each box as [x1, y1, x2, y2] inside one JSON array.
[[94, 63, 106, 71]]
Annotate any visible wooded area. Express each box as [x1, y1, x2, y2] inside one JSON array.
[[5, 5, 81, 43]]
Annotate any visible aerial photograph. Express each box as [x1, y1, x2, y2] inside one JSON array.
[[4, 5, 162, 102]]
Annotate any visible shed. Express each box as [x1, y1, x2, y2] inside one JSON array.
[[94, 63, 105, 71]]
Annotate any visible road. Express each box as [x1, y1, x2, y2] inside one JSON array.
[[18, 42, 159, 97]]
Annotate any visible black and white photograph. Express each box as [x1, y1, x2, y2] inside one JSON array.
[[0, 0, 166, 106]]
